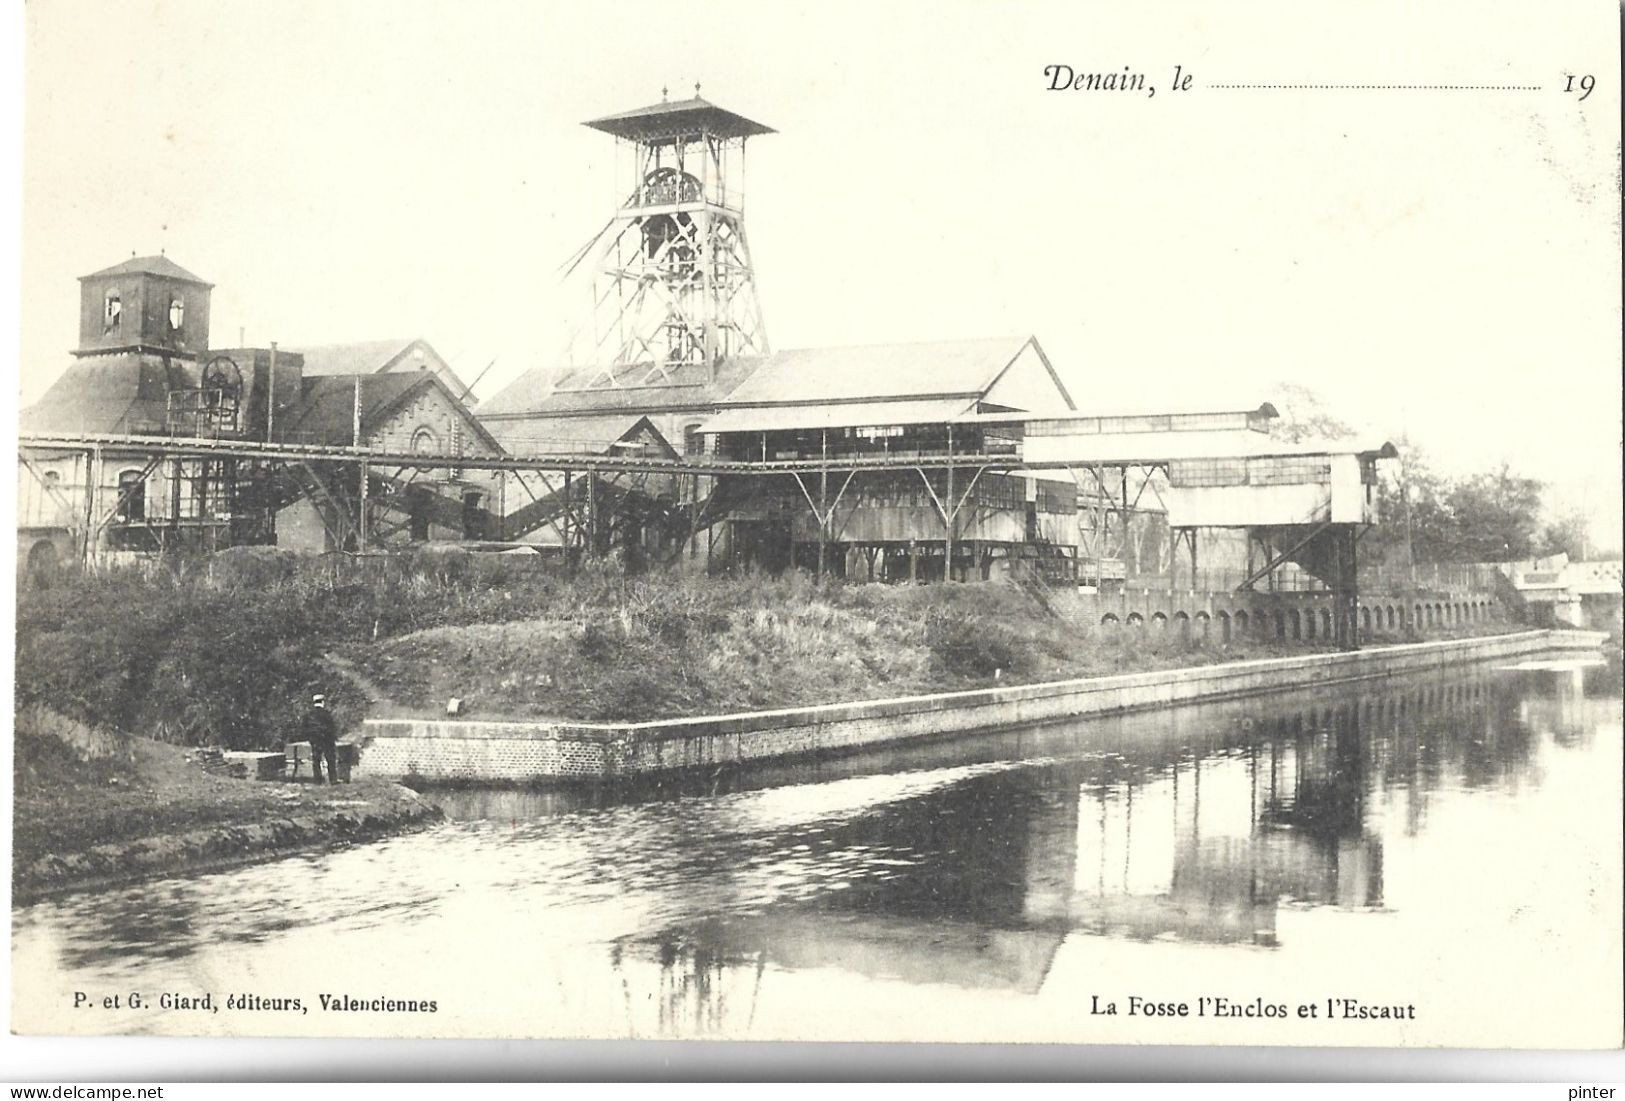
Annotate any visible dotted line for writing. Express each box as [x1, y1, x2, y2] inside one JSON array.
[[1210, 83, 1543, 90]]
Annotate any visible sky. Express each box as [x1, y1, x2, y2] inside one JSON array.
[[16, 0, 1623, 548]]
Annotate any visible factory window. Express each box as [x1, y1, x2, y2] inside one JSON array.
[[683, 423, 705, 456], [1248, 456, 1332, 486], [1170, 458, 1247, 488], [103, 292, 122, 332], [1025, 418, 1099, 437], [168, 297, 185, 333], [1098, 415, 1171, 435], [116, 469, 146, 521], [412, 427, 440, 455]]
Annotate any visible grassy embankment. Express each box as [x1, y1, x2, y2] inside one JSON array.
[[17, 547, 1517, 746]]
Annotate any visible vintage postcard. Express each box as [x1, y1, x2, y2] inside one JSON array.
[[8, 0, 1622, 1054]]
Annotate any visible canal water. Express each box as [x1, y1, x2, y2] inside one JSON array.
[[12, 654, 1623, 1046]]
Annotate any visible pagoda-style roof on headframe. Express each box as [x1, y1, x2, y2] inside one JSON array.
[[583, 95, 775, 144], [79, 254, 213, 287]]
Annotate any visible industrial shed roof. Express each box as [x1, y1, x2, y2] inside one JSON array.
[[296, 338, 430, 377], [699, 397, 979, 436], [717, 336, 1064, 407], [491, 413, 678, 458], [480, 356, 765, 418]]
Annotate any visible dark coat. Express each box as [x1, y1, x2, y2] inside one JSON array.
[[300, 705, 338, 746]]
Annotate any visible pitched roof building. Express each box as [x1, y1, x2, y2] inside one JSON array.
[[292, 337, 473, 403]]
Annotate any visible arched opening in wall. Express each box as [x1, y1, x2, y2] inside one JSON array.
[[1232, 610, 1247, 637], [1414, 604, 1424, 628], [408, 486, 433, 542], [115, 469, 146, 521], [1360, 606, 1372, 640], [462, 490, 487, 540], [1100, 612, 1120, 631], [1126, 612, 1145, 630], [1150, 612, 1168, 633], [26, 540, 58, 588], [1173, 611, 1191, 644], [683, 423, 705, 457], [1320, 609, 1333, 639], [1386, 606, 1397, 630], [1434, 603, 1444, 627], [1289, 610, 1302, 641], [1193, 611, 1209, 644], [1275, 611, 1287, 640], [1218, 610, 1232, 642], [1305, 609, 1317, 640]]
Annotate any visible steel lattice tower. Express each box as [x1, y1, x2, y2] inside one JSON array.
[[577, 90, 774, 387]]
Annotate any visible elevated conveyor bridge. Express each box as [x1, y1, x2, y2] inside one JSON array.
[[18, 420, 1396, 647]]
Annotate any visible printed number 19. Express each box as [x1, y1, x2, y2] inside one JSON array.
[[1564, 74, 1594, 101]]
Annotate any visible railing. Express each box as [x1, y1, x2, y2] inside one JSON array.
[[1359, 562, 1507, 593], [1120, 567, 1330, 593]]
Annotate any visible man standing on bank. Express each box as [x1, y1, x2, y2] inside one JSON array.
[[302, 693, 339, 784]]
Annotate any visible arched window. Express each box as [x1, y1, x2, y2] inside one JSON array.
[[683, 422, 705, 456], [412, 427, 440, 455], [168, 297, 184, 333], [104, 292, 122, 333]]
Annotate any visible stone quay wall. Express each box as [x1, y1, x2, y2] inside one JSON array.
[[359, 630, 1589, 784]]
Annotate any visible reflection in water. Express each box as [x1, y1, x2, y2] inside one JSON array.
[[12, 652, 1622, 1040]]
